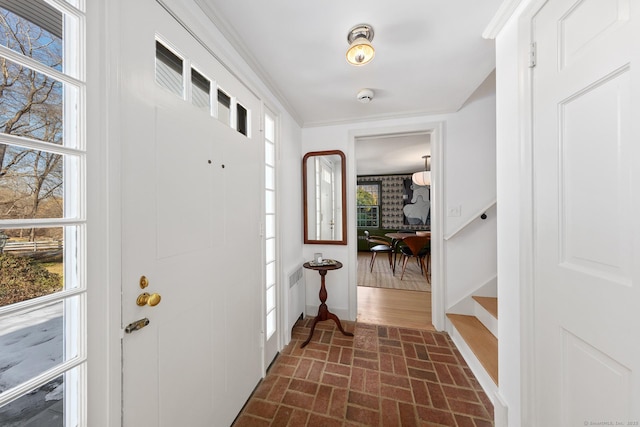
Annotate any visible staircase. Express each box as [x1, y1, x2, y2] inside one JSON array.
[[447, 295, 498, 395]]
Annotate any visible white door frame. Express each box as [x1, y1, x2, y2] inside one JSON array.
[[485, 0, 545, 425], [518, 1, 562, 425], [347, 121, 445, 330], [85, 0, 122, 425]]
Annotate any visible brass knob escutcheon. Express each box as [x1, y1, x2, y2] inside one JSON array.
[[136, 292, 161, 307], [139, 275, 149, 289]]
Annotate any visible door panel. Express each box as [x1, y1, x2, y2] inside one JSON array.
[[155, 106, 215, 259], [532, 0, 639, 424], [120, 1, 262, 425]]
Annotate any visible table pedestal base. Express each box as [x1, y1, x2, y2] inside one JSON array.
[[300, 303, 353, 348]]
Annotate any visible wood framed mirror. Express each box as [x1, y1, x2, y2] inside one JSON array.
[[303, 150, 347, 245]]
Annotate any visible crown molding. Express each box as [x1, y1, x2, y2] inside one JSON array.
[[193, 0, 304, 127], [482, 0, 525, 40]]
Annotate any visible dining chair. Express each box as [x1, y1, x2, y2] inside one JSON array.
[[398, 234, 431, 282], [363, 230, 393, 272], [392, 230, 414, 270]]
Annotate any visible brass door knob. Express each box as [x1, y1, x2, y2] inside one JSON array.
[[136, 292, 161, 307]]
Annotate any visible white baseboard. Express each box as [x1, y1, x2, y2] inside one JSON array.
[[493, 391, 509, 427], [446, 318, 499, 404]]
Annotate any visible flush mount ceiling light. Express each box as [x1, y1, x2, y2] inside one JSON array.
[[346, 24, 375, 66]]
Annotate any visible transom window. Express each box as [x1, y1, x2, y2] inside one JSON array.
[[154, 39, 249, 137], [191, 67, 210, 111]]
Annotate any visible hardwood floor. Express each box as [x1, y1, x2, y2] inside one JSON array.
[[357, 286, 434, 331], [357, 252, 430, 292]]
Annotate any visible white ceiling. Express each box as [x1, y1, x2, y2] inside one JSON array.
[[356, 134, 430, 176], [194, 0, 502, 173]]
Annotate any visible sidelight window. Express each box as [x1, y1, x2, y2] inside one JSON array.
[[0, 1, 86, 425]]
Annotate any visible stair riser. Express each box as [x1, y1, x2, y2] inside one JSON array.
[[474, 302, 498, 338]]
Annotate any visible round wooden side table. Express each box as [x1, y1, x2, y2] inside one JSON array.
[[301, 261, 354, 348]]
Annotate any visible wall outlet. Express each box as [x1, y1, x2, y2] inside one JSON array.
[[447, 205, 462, 217]]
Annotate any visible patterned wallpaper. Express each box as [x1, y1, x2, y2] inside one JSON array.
[[358, 174, 430, 230]]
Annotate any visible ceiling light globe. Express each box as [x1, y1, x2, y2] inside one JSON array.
[[346, 38, 375, 66], [412, 171, 431, 186]]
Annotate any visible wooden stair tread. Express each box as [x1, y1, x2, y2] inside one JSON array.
[[472, 296, 498, 319], [447, 313, 498, 385]]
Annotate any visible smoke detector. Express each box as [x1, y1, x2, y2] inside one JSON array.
[[357, 88, 374, 103]]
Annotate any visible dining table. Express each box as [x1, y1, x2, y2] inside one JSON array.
[[385, 231, 431, 274]]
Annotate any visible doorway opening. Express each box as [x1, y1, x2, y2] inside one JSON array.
[[354, 131, 436, 330]]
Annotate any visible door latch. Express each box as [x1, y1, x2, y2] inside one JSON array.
[[125, 318, 150, 334]]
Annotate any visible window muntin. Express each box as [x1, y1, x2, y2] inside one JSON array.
[[0, 146, 77, 220], [265, 214, 275, 239], [0, 298, 81, 379], [0, 226, 81, 307], [0, 59, 75, 146], [0, 4, 65, 72], [357, 205, 380, 228], [0, 365, 81, 425]]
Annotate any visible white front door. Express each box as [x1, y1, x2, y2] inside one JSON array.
[[533, 0, 639, 424], [119, 1, 262, 426]]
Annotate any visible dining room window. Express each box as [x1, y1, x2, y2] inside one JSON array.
[[356, 182, 381, 228]]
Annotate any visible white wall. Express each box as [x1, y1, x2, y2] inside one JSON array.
[[301, 125, 354, 320], [301, 71, 497, 323], [443, 73, 497, 310], [278, 114, 305, 339]]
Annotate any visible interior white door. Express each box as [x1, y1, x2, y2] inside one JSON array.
[[532, 0, 639, 424], [119, 1, 262, 426]]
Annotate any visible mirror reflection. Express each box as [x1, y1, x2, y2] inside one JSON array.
[[303, 150, 347, 245]]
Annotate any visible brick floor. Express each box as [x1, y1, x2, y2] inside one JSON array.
[[233, 318, 493, 426]]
